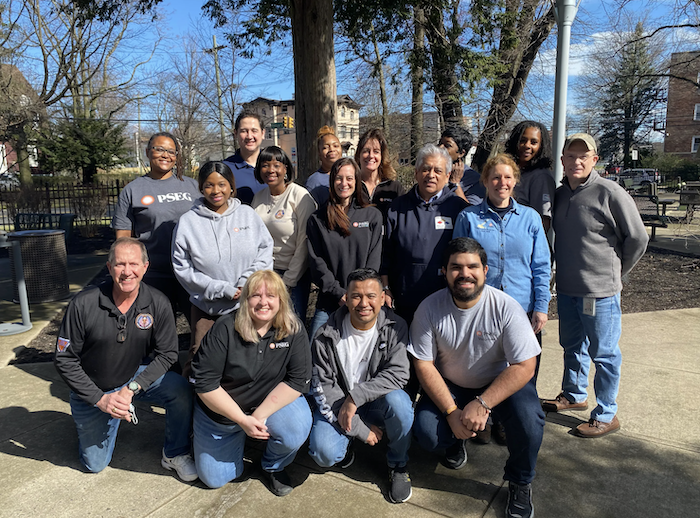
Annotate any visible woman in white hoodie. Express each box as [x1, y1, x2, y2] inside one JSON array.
[[172, 161, 274, 378]]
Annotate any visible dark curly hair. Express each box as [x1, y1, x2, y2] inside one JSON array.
[[504, 121, 553, 172]]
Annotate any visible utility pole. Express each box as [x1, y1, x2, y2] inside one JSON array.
[[206, 35, 228, 160], [137, 99, 144, 175]]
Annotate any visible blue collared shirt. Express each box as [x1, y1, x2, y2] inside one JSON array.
[[223, 152, 265, 205], [453, 198, 551, 314]]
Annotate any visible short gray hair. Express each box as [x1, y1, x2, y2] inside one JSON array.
[[415, 143, 452, 175], [108, 237, 149, 265]]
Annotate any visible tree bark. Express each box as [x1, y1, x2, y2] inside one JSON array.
[[15, 136, 33, 186], [370, 23, 389, 135], [425, 4, 463, 129], [411, 7, 425, 163], [290, 0, 337, 182]]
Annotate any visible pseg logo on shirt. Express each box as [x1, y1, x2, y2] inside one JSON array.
[[141, 193, 193, 205], [269, 342, 290, 349], [352, 221, 370, 228]]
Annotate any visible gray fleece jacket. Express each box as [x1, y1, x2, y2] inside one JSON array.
[[172, 197, 273, 315], [310, 306, 410, 441], [553, 170, 648, 298]]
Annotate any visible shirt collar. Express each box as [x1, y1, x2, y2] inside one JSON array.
[[415, 186, 444, 205]]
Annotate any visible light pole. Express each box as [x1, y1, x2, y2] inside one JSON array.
[[551, 0, 580, 185]]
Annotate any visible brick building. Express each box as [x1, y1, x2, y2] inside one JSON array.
[[664, 51, 700, 159]]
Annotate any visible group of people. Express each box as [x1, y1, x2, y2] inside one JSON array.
[[53, 112, 649, 518]]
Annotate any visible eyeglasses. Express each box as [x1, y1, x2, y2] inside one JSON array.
[[117, 314, 127, 343], [149, 146, 178, 157]]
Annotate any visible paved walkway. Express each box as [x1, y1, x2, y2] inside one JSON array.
[[0, 229, 699, 518]]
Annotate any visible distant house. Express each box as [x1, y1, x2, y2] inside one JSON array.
[[242, 95, 362, 171], [0, 63, 44, 174], [664, 51, 700, 159]]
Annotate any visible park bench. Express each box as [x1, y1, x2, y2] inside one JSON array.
[[630, 193, 667, 241], [14, 213, 76, 240]]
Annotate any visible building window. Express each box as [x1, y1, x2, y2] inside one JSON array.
[[350, 127, 355, 139], [350, 110, 354, 120], [282, 105, 288, 112], [695, 104, 700, 120], [262, 109, 267, 116], [692, 136, 700, 153], [341, 125, 347, 138], [341, 106, 346, 118]]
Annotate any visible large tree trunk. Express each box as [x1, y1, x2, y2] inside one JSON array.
[[290, 0, 337, 182], [472, 2, 556, 171], [410, 7, 426, 163], [370, 23, 390, 136], [14, 134, 33, 186], [425, 4, 463, 129]]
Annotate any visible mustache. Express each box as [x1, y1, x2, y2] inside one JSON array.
[[455, 276, 476, 284]]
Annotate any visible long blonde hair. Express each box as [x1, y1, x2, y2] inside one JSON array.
[[235, 270, 301, 342]]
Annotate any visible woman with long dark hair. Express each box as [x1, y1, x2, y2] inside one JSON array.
[[112, 132, 200, 316], [306, 157, 383, 338], [172, 161, 273, 377], [504, 121, 556, 232], [252, 146, 317, 320]]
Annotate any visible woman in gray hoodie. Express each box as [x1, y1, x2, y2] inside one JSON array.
[[172, 161, 274, 378]]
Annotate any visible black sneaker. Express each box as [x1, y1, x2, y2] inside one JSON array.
[[506, 482, 533, 518], [338, 441, 355, 468], [443, 439, 468, 470], [388, 465, 412, 503], [264, 469, 294, 497]]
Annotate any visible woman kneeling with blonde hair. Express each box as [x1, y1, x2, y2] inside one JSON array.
[[191, 270, 312, 496]]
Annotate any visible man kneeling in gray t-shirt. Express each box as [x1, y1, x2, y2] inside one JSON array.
[[410, 237, 544, 518]]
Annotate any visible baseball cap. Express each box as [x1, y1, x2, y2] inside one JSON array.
[[563, 133, 597, 154]]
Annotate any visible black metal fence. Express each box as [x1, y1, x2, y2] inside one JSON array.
[[0, 180, 125, 232]]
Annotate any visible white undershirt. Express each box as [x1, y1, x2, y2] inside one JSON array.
[[337, 314, 378, 390]]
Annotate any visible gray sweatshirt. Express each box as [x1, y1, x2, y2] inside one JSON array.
[[553, 170, 648, 298], [172, 197, 273, 315]]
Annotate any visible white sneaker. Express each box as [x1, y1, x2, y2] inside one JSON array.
[[161, 450, 198, 482]]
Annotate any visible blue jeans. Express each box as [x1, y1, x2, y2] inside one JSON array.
[[69, 366, 193, 473], [308, 389, 414, 469], [414, 379, 544, 485], [557, 293, 622, 423], [290, 270, 311, 323], [193, 395, 312, 489], [308, 309, 330, 342]]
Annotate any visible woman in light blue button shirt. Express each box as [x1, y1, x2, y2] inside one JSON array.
[[453, 154, 550, 346]]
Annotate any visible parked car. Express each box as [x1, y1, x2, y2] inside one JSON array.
[[619, 168, 660, 186], [0, 171, 19, 188]]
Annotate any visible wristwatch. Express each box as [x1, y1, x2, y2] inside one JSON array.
[[128, 381, 141, 395]]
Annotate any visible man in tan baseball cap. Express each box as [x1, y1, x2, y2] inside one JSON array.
[[542, 132, 648, 438]]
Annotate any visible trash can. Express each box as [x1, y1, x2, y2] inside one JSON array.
[[9, 230, 70, 303]]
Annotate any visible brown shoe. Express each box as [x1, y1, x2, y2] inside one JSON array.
[[541, 393, 588, 412], [575, 416, 620, 438], [472, 423, 491, 444]]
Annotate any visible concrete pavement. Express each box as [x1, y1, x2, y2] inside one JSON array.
[[1, 310, 699, 517]]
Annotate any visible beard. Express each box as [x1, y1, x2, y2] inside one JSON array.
[[449, 276, 485, 304]]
